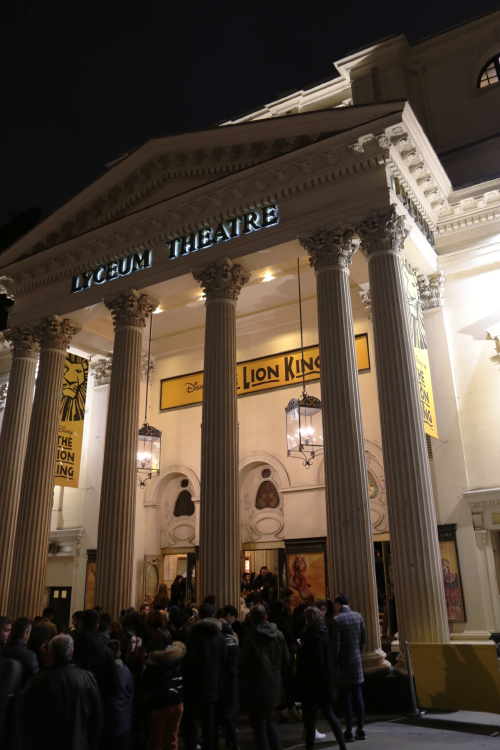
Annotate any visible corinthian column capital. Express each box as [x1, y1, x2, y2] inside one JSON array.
[[192, 258, 250, 301], [299, 226, 357, 271], [104, 290, 158, 330], [5, 325, 40, 359], [36, 316, 81, 351], [356, 205, 410, 257]]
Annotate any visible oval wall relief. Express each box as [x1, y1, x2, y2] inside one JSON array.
[[173, 524, 195, 541], [255, 517, 282, 536]]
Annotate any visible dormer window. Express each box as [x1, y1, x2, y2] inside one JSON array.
[[478, 55, 500, 88]]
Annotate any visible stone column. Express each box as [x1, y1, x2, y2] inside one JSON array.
[[8, 316, 80, 619], [357, 206, 449, 671], [0, 327, 39, 613], [94, 290, 157, 617], [192, 258, 250, 609], [300, 228, 390, 674]]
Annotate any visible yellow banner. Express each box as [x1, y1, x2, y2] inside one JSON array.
[[160, 335, 370, 411], [55, 354, 89, 488], [401, 257, 438, 439]]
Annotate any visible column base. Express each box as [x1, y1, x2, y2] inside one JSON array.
[[393, 649, 408, 676], [361, 648, 392, 675]]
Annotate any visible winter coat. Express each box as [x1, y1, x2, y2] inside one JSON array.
[[296, 622, 337, 705], [217, 621, 239, 721], [141, 642, 186, 709], [332, 605, 367, 685], [183, 618, 226, 705], [4, 639, 39, 686], [21, 663, 101, 750], [0, 656, 23, 750], [73, 629, 122, 698], [102, 660, 134, 739], [238, 621, 289, 710]]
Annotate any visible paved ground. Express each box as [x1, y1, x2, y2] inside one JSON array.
[[232, 712, 500, 749]]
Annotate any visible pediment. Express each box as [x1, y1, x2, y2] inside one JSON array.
[[0, 102, 405, 268]]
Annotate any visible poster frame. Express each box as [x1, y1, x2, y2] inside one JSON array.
[[438, 524, 466, 624]]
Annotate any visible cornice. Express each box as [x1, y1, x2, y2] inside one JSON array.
[[4, 123, 394, 298]]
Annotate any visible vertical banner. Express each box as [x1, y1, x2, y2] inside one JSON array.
[[401, 257, 439, 438], [55, 353, 89, 488]]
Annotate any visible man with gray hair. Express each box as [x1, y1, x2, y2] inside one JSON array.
[[21, 634, 101, 750]]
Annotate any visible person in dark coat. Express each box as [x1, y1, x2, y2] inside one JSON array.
[[141, 641, 186, 750], [4, 617, 38, 686], [183, 603, 226, 750], [167, 608, 188, 644], [238, 605, 289, 750], [262, 574, 279, 605], [73, 608, 121, 700], [100, 639, 134, 750], [251, 565, 269, 591], [170, 575, 185, 607], [27, 621, 52, 671], [216, 619, 239, 750], [21, 634, 101, 750], [0, 654, 22, 750], [296, 607, 347, 750], [0, 616, 12, 654], [332, 594, 367, 743], [268, 601, 295, 720]]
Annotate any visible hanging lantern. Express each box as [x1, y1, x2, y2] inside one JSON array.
[[137, 315, 162, 487], [285, 258, 324, 469], [137, 422, 161, 487], [285, 392, 323, 469]]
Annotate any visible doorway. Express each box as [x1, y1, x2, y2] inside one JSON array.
[[49, 586, 71, 634]]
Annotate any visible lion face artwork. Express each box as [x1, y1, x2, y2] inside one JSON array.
[[60, 354, 88, 421]]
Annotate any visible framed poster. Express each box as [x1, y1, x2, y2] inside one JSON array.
[[285, 538, 327, 609], [84, 550, 96, 610], [438, 524, 466, 623]]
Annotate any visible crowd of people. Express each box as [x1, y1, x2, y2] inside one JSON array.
[[0, 568, 369, 750]]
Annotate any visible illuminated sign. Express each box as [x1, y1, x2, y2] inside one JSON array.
[[160, 335, 370, 410], [70, 249, 152, 293], [167, 204, 279, 260]]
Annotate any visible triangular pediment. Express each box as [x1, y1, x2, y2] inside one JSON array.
[[0, 103, 405, 267]]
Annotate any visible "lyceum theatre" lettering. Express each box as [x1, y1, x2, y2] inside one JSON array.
[[71, 249, 152, 293], [167, 204, 279, 260]]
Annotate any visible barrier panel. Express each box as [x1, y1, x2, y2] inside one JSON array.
[[409, 642, 500, 714]]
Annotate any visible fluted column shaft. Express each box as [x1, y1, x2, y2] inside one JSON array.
[[95, 290, 157, 617], [193, 258, 250, 609], [301, 229, 390, 674], [0, 328, 39, 613], [8, 317, 80, 619], [358, 207, 449, 655]]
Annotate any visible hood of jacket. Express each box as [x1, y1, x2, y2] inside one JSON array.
[[148, 642, 187, 667], [190, 618, 221, 638], [252, 621, 280, 641]]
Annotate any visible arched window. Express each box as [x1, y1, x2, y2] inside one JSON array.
[[173, 489, 195, 517], [255, 480, 280, 510], [478, 55, 500, 88]]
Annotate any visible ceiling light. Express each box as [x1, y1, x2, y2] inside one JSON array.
[[263, 272, 275, 282], [152, 308, 163, 314]]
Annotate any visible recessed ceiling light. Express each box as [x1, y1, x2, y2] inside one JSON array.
[[262, 272, 274, 282], [152, 308, 163, 314]]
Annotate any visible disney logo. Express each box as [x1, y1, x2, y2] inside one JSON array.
[[186, 382, 203, 394]]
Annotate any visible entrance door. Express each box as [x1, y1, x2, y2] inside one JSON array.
[[49, 586, 71, 634]]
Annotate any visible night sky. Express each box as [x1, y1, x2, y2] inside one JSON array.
[[2, 0, 499, 226]]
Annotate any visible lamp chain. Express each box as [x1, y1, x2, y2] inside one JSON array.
[[144, 314, 152, 423]]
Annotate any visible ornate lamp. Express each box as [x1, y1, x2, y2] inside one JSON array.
[[285, 259, 323, 469], [137, 314, 162, 487]]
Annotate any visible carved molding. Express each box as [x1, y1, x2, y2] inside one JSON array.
[[90, 355, 112, 386], [48, 527, 84, 558], [104, 289, 158, 329], [356, 205, 410, 256], [0, 384, 7, 409], [299, 226, 357, 271], [475, 528, 488, 551], [36, 316, 81, 351], [192, 257, 250, 301], [4, 325, 40, 359], [359, 289, 372, 321], [417, 271, 444, 310], [0, 276, 14, 299]]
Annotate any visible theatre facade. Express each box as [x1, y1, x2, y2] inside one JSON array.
[[1, 10, 500, 672]]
